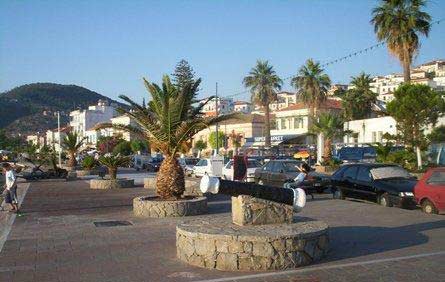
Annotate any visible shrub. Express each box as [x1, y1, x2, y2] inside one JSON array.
[[386, 150, 417, 171], [82, 155, 97, 170]]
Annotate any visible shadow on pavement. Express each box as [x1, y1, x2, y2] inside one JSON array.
[[325, 220, 445, 262]]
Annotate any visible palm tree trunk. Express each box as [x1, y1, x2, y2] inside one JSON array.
[[264, 104, 272, 148], [68, 152, 76, 168], [324, 138, 332, 161], [402, 49, 411, 83], [156, 155, 185, 199], [109, 167, 117, 180]]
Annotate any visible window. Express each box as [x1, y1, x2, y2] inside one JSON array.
[[196, 159, 207, 166], [427, 172, 445, 185], [343, 166, 358, 180], [372, 132, 377, 143], [272, 162, 284, 173], [356, 167, 371, 182], [281, 119, 287, 129], [294, 118, 303, 129]]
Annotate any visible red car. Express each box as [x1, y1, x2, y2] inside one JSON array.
[[414, 167, 445, 214]]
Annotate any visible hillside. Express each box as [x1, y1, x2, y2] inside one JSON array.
[[0, 83, 124, 136]]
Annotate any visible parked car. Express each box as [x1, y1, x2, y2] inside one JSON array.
[[192, 157, 224, 177], [222, 159, 262, 182], [179, 157, 199, 176], [146, 157, 163, 172], [414, 167, 445, 214], [331, 163, 417, 208], [254, 159, 330, 193], [132, 154, 152, 171]]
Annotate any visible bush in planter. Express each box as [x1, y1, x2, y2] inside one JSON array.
[[95, 75, 237, 199], [62, 132, 86, 167], [98, 153, 131, 180], [82, 156, 97, 170]]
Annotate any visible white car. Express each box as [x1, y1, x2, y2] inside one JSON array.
[[222, 159, 262, 182], [192, 158, 212, 177], [192, 157, 224, 177]]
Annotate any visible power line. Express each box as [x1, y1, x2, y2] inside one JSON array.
[[219, 17, 445, 100]]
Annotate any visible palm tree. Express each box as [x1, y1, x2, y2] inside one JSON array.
[[62, 132, 85, 168], [342, 72, 378, 120], [371, 0, 431, 82], [292, 59, 331, 118], [98, 153, 131, 180], [97, 75, 236, 199], [243, 60, 283, 148], [310, 113, 351, 162]]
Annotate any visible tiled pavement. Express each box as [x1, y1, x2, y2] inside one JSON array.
[[0, 177, 444, 282]]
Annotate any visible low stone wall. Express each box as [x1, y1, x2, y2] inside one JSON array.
[[232, 195, 293, 226], [66, 171, 78, 181], [76, 169, 100, 177], [143, 177, 156, 189], [90, 178, 135, 189], [133, 196, 207, 218], [177, 217, 329, 271]]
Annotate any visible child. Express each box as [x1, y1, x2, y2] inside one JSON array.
[[2, 163, 19, 213]]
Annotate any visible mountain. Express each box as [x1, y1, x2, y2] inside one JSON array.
[[0, 83, 124, 136]]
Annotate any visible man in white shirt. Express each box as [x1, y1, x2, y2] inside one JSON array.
[[2, 163, 19, 213]]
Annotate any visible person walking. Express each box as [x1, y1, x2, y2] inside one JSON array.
[[2, 163, 19, 213]]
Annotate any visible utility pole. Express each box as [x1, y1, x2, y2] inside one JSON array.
[[215, 82, 219, 156], [57, 111, 62, 167]]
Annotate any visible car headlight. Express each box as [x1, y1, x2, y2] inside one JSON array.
[[399, 192, 414, 197]]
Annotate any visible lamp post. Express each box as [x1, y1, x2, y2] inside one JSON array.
[[57, 111, 62, 167]]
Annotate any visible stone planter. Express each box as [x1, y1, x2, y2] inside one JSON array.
[[90, 178, 135, 189], [133, 196, 207, 218], [66, 171, 78, 181], [76, 169, 100, 176], [143, 177, 156, 189], [177, 217, 329, 271]]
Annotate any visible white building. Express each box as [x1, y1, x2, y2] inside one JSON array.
[[110, 115, 140, 141], [368, 60, 445, 102], [269, 99, 343, 145], [202, 97, 234, 116], [343, 116, 397, 144], [46, 126, 70, 153], [233, 101, 252, 114], [252, 91, 299, 114], [69, 100, 117, 138]]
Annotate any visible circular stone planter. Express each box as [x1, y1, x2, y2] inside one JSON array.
[[90, 178, 135, 189], [143, 177, 156, 189], [133, 196, 207, 218], [176, 217, 329, 271]]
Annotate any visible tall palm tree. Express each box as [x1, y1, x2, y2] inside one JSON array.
[[97, 75, 236, 199], [310, 113, 351, 162], [371, 0, 431, 82], [62, 132, 85, 167], [243, 60, 283, 148], [342, 72, 378, 120], [291, 59, 331, 118]]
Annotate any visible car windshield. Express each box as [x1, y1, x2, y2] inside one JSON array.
[[247, 160, 261, 168], [370, 166, 411, 180], [282, 161, 302, 172], [195, 159, 207, 166]]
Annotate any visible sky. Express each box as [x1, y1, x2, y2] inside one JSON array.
[[1, 0, 445, 102]]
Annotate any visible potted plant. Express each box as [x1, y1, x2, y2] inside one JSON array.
[[89, 153, 134, 189], [97, 75, 236, 216], [62, 132, 85, 169], [76, 155, 98, 176]]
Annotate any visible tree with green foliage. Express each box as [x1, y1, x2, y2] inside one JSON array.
[[113, 140, 133, 156], [172, 59, 198, 92], [387, 84, 445, 168], [208, 131, 226, 150], [98, 153, 131, 180], [62, 132, 85, 167], [342, 72, 378, 120], [97, 136, 124, 154], [372, 142, 394, 163], [194, 140, 207, 157], [244, 60, 283, 148], [130, 139, 148, 154], [82, 155, 97, 170], [96, 75, 236, 199], [310, 113, 351, 162], [291, 59, 331, 118], [371, 0, 431, 82], [428, 125, 445, 143]]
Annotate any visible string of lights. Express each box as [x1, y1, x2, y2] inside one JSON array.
[[219, 18, 445, 100]]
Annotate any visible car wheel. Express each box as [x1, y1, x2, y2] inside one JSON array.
[[333, 188, 345, 200], [378, 193, 392, 207], [422, 200, 438, 214]]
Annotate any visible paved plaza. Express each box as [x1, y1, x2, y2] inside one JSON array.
[[0, 173, 444, 282]]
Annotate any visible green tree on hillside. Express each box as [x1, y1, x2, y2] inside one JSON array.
[[208, 131, 226, 150], [386, 84, 445, 168]]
